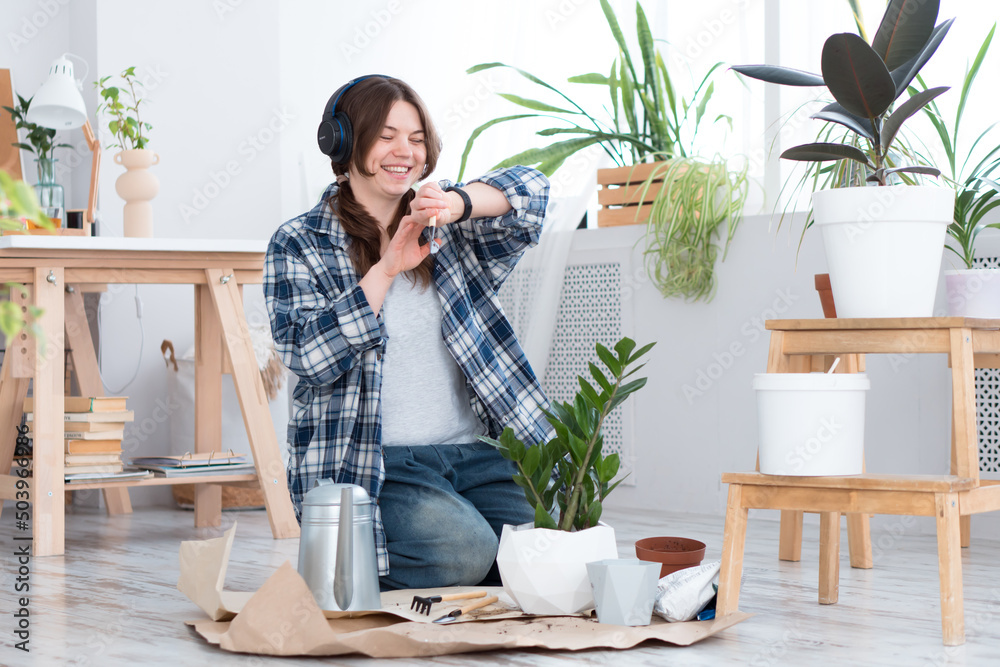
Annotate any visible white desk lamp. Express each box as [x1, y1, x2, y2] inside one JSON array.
[[27, 55, 100, 228]]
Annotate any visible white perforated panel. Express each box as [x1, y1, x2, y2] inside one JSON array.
[[499, 262, 632, 484], [974, 256, 1000, 473]]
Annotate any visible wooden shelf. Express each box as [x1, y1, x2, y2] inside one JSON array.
[[1, 472, 259, 495]]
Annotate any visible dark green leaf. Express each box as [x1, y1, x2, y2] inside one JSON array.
[[534, 504, 557, 530], [882, 86, 948, 153], [729, 65, 825, 87], [595, 343, 622, 376], [781, 142, 873, 166], [493, 136, 602, 172], [811, 102, 875, 140], [872, 0, 940, 71], [566, 432, 587, 466], [585, 500, 603, 528], [821, 33, 895, 119], [523, 445, 540, 477], [613, 337, 636, 362], [891, 18, 954, 96], [589, 362, 613, 394]]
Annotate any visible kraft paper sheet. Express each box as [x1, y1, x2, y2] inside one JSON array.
[[179, 524, 750, 658]]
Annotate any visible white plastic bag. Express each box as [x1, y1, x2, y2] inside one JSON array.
[[653, 560, 721, 622]]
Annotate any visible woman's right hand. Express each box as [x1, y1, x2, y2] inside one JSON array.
[[376, 214, 437, 278]]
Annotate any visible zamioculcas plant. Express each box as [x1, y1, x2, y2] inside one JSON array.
[[732, 0, 953, 186], [480, 337, 654, 532]]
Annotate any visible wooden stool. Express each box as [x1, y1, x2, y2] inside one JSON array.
[[718, 472, 972, 646]]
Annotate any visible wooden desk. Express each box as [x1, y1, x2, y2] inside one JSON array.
[[717, 317, 1000, 646], [0, 237, 299, 556]]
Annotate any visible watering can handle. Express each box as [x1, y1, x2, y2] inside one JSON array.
[[333, 486, 354, 610]]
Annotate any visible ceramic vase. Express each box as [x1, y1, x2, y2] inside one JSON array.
[[114, 149, 160, 237], [586, 558, 661, 626]]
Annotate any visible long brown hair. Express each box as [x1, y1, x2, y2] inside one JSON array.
[[330, 77, 441, 288]]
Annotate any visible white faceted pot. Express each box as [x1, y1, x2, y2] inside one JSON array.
[[813, 185, 953, 318], [587, 558, 660, 626], [496, 523, 618, 615], [944, 269, 1000, 318]]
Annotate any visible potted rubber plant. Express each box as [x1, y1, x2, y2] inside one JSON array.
[[732, 0, 956, 318], [480, 337, 654, 615], [94, 66, 158, 238], [459, 0, 748, 302], [917, 25, 1000, 317]]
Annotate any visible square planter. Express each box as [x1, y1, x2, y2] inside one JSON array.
[[586, 558, 661, 626]]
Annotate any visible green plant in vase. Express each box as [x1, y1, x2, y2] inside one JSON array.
[[94, 66, 152, 151], [3, 93, 72, 221], [480, 337, 654, 531], [458, 0, 748, 302]]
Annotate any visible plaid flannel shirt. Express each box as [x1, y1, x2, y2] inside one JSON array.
[[264, 166, 553, 575]]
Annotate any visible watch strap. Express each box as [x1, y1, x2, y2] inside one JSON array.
[[445, 185, 472, 223]]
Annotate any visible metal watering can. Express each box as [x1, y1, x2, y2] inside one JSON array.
[[296, 481, 381, 611]]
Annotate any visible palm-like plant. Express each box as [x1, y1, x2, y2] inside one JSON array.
[[917, 25, 1000, 269], [732, 0, 953, 187]]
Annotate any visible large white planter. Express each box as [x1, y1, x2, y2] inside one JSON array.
[[754, 372, 870, 476], [813, 186, 953, 318], [944, 269, 1000, 318], [496, 523, 618, 615]]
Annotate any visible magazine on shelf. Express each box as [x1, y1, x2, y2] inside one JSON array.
[[125, 463, 257, 477], [128, 452, 248, 468], [64, 470, 154, 483]]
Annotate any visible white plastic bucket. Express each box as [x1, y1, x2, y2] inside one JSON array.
[[753, 373, 870, 476], [813, 186, 953, 318], [944, 269, 1000, 318]]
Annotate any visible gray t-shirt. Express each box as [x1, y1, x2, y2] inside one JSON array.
[[379, 275, 485, 446]]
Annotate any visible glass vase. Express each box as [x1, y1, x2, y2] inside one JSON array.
[[34, 158, 65, 228]]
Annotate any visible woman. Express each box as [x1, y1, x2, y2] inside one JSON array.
[[264, 75, 552, 590]]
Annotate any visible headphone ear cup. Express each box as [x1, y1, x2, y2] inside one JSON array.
[[317, 119, 339, 157], [329, 111, 354, 164]]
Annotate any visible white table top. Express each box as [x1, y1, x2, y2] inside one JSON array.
[[0, 236, 268, 254]]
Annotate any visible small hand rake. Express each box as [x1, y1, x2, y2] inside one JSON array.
[[410, 590, 487, 615]]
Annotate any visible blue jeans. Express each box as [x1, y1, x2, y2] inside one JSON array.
[[378, 442, 535, 591]]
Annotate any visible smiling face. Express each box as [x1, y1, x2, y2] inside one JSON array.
[[349, 100, 427, 205]]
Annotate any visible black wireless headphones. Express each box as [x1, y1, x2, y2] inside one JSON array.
[[317, 74, 390, 164]]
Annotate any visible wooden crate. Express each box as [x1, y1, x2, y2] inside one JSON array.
[[596, 161, 672, 227]]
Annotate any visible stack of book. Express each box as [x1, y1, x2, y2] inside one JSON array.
[[127, 452, 255, 477], [25, 396, 134, 480]]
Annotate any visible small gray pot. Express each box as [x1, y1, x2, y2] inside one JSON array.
[[586, 558, 661, 626]]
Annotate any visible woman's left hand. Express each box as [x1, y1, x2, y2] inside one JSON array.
[[411, 182, 456, 227]]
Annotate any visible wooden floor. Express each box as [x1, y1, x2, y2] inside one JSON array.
[[3, 501, 1000, 665]]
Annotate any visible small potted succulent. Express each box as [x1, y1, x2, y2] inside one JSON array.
[[480, 337, 654, 615], [733, 0, 956, 318], [94, 66, 158, 237]]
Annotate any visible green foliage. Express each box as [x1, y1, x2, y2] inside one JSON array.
[[916, 25, 1000, 269], [2, 93, 72, 160], [0, 171, 48, 339], [458, 0, 747, 302], [479, 337, 654, 532], [94, 66, 152, 151], [732, 0, 953, 186]]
